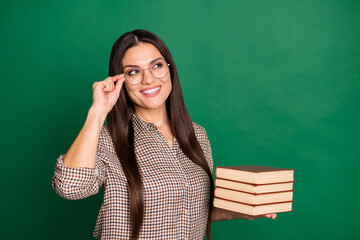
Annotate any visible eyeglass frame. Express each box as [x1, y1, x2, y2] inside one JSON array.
[[122, 60, 171, 85]]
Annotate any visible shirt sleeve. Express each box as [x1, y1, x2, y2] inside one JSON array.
[[193, 123, 214, 176], [203, 130, 214, 175], [51, 128, 107, 200]]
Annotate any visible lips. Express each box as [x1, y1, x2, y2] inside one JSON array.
[[140, 85, 161, 97]]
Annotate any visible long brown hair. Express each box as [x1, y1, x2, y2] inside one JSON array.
[[107, 29, 214, 239]]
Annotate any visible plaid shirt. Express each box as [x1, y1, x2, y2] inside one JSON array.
[[52, 114, 213, 239]]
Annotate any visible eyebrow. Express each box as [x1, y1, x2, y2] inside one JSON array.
[[122, 57, 165, 69]]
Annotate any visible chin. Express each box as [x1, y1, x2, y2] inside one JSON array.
[[145, 102, 166, 110], [135, 99, 167, 111]]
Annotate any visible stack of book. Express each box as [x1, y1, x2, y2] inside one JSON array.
[[213, 165, 295, 216]]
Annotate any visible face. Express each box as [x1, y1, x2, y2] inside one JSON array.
[[122, 42, 172, 114]]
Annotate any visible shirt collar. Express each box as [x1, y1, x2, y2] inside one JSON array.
[[131, 113, 158, 133]]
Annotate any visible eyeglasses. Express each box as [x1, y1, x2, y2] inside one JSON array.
[[123, 59, 171, 85]]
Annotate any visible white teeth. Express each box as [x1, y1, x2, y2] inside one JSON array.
[[142, 87, 160, 94]]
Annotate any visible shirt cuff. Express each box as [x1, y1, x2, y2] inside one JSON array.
[[53, 154, 97, 187]]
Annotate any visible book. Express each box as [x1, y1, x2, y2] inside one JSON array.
[[215, 165, 294, 184], [215, 178, 294, 194], [214, 187, 294, 205], [213, 197, 293, 216]]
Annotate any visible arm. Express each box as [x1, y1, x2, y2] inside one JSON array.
[[63, 75, 125, 168], [196, 126, 277, 222], [62, 107, 106, 169], [52, 75, 125, 200], [200, 128, 277, 222]]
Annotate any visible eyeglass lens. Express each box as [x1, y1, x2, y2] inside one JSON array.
[[124, 59, 169, 85]]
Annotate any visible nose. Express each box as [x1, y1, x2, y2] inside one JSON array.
[[141, 69, 155, 84]]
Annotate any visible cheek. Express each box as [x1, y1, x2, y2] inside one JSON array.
[[167, 81, 172, 95], [125, 82, 139, 93], [124, 84, 138, 101], [161, 77, 172, 94]]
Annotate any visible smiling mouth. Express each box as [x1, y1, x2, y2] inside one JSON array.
[[140, 86, 161, 96]]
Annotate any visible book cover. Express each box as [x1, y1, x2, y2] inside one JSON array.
[[213, 197, 294, 216], [217, 165, 294, 172], [215, 165, 295, 184], [215, 178, 294, 194], [214, 187, 294, 205]]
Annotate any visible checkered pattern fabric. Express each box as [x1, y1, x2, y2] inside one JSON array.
[[52, 114, 213, 239]]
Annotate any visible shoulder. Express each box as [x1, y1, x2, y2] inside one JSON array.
[[100, 125, 111, 141], [192, 122, 213, 173], [101, 125, 110, 136], [192, 122, 209, 143], [98, 125, 116, 153], [192, 122, 206, 133]]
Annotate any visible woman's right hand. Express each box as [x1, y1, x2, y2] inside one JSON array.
[[62, 74, 125, 169], [91, 74, 126, 116]]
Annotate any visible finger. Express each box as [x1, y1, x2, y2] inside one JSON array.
[[101, 81, 114, 93], [92, 81, 102, 90], [104, 77, 113, 82], [114, 77, 125, 93], [266, 213, 276, 219], [109, 74, 125, 82], [106, 77, 125, 101]]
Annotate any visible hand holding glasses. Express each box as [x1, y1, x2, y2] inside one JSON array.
[[123, 58, 170, 85]]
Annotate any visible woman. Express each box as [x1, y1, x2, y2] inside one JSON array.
[[52, 29, 276, 240]]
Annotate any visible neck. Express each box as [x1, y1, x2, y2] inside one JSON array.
[[134, 105, 170, 128]]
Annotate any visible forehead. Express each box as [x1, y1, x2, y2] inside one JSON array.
[[122, 42, 163, 67]]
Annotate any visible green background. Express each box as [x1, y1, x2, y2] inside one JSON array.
[[1, 0, 359, 239]]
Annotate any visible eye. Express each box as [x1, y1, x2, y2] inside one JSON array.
[[152, 62, 163, 70], [127, 69, 139, 76]]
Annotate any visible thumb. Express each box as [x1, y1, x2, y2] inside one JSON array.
[[114, 77, 125, 94], [107, 77, 125, 100]]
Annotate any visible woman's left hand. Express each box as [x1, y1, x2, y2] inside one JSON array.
[[224, 209, 277, 220], [211, 207, 277, 222]]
